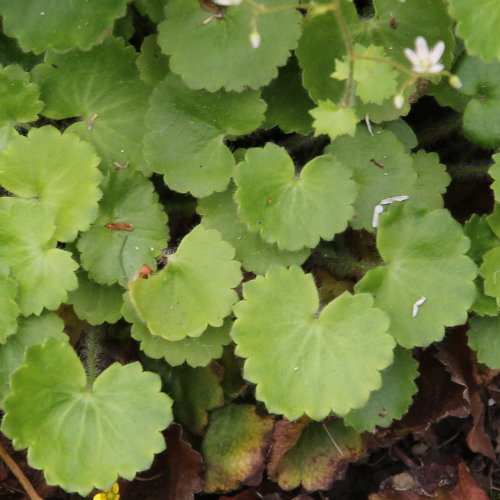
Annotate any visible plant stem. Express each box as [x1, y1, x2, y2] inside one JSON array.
[[0, 439, 43, 500], [86, 328, 98, 390]]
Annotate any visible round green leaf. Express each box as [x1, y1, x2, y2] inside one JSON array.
[[261, 57, 314, 135], [136, 35, 169, 87], [232, 266, 394, 420], [2, 339, 172, 495], [479, 246, 500, 305], [468, 315, 500, 369], [410, 150, 450, 209], [0, 64, 42, 126], [332, 44, 399, 105], [0, 266, 18, 343], [310, 101, 359, 141], [129, 225, 242, 340], [198, 184, 310, 274], [464, 214, 500, 264], [455, 55, 500, 148], [297, 3, 360, 103], [490, 153, 500, 202], [343, 347, 418, 431], [123, 293, 232, 368], [0, 199, 78, 316], [0, 126, 102, 242], [0, 312, 65, 406], [76, 168, 168, 286], [448, 0, 500, 62], [165, 364, 224, 435], [157, 0, 302, 91], [326, 128, 416, 231], [67, 271, 124, 326], [0, 0, 128, 54], [234, 144, 357, 251], [32, 37, 152, 172], [144, 74, 265, 197], [356, 201, 477, 348]]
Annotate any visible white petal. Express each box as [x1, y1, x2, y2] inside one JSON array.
[[430, 41, 445, 63], [213, 0, 242, 5], [404, 48, 420, 67], [428, 63, 444, 74], [415, 36, 429, 58]]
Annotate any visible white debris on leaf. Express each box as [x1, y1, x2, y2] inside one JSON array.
[[412, 296, 427, 318], [393, 94, 405, 109], [213, 0, 242, 5], [404, 36, 445, 74], [372, 195, 409, 228]]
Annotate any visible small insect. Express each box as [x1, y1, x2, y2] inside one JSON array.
[[105, 222, 134, 231], [370, 158, 385, 169], [133, 264, 153, 281], [378, 408, 388, 417], [267, 199, 273, 204], [389, 13, 398, 29], [199, 0, 226, 23]]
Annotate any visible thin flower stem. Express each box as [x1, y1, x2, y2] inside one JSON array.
[[331, 0, 356, 107], [245, 0, 337, 14], [352, 53, 414, 76], [0, 439, 43, 500], [323, 423, 344, 456], [86, 328, 98, 390]]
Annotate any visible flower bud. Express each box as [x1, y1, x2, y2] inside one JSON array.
[[449, 74, 463, 89], [250, 31, 261, 49], [393, 94, 405, 109]]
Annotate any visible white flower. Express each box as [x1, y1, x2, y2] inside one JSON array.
[[213, 0, 242, 5], [404, 36, 445, 74]]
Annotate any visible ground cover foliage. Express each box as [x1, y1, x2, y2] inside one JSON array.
[[0, 0, 498, 498]]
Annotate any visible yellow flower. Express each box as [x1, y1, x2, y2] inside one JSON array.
[[93, 482, 120, 500]]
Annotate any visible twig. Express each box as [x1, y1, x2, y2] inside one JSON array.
[[0, 439, 43, 500]]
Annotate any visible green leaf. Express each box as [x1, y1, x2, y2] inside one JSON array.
[[0, 199, 78, 316], [0, 126, 102, 242], [356, 201, 477, 348], [0, 1, 128, 53], [448, 0, 500, 62], [157, 0, 302, 92], [123, 293, 232, 368], [332, 44, 399, 105], [297, 2, 360, 103], [268, 419, 364, 491], [0, 266, 18, 343], [198, 184, 310, 275], [490, 153, 500, 202], [232, 266, 394, 420], [135, 0, 165, 23], [234, 144, 357, 251], [479, 247, 500, 305], [410, 150, 450, 209], [0, 64, 42, 126], [372, 119, 418, 152], [464, 214, 500, 265], [468, 315, 500, 369], [343, 347, 418, 431], [32, 37, 152, 172], [487, 204, 500, 239], [76, 168, 168, 286], [0, 312, 65, 406], [2, 339, 172, 495], [326, 127, 416, 231], [261, 57, 314, 135], [136, 35, 169, 87], [165, 364, 224, 435], [129, 225, 242, 340], [66, 271, 124, 326], [202, 404, 274, 493], [0, 33, 42, 70], [309, 100, 358, 140], [455, 55, 500, 148], [144, 74, 265, 197]]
